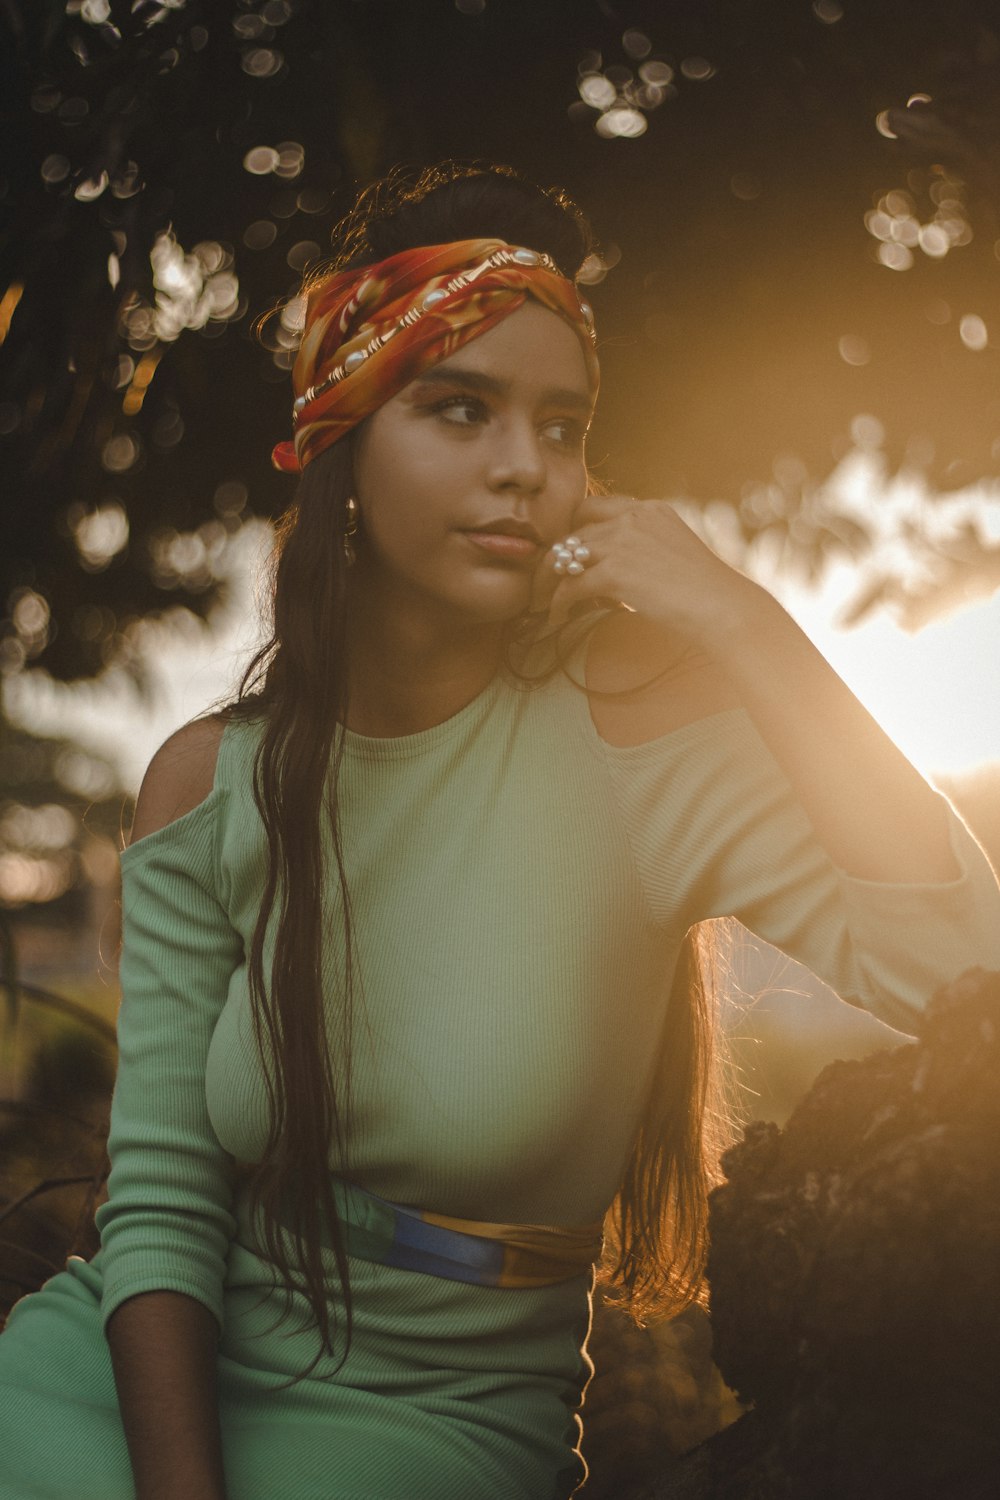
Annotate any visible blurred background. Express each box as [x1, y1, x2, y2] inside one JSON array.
[[2, 0, 999, 1315]]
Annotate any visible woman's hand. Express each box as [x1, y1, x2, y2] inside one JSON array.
[[532, 493, 763, 653], [533, 496, 961, 886]]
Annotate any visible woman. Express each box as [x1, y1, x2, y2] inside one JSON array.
[[2, 163, 1000, 1500]]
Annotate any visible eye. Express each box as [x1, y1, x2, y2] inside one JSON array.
[[431, 396, 487, 426], [541, 417, 585, 448]]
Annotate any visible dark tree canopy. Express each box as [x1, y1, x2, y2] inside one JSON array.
[[2, 0, 1000, 681]]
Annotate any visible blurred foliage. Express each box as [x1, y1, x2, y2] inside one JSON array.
[[2, 0, 1000, 683], [0, 975, 114, 1319], [0, 715, 123, 913]]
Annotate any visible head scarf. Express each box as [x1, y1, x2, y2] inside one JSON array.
[[271, 237, 599, 473]]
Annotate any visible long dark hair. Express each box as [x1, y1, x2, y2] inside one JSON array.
[[223, 163, 734, 1365]]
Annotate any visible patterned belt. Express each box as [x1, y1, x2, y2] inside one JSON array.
[[284, 1179, 604, 1289]]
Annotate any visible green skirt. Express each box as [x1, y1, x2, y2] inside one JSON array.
[[0, 1199, 595, 1499]]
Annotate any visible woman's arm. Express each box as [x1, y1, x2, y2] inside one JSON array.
[[106, 1292, 228, 1500], [103, 718, 233, 1500], [694, 581, 959, 883], [585, 649, 1000, 1036], [548, 495, 962, 883]]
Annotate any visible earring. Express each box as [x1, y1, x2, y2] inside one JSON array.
[[342, 494, 359, 566]]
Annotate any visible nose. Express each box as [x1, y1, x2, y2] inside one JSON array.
[[486, 416, 546, 496]]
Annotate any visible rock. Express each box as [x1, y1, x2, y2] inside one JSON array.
[[579, 1299, 742, 1498], [635, 966, 1000, 1500]]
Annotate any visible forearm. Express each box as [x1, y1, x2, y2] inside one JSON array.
[[706, 581, 959, 884], [106, 1291, 228, 1500]]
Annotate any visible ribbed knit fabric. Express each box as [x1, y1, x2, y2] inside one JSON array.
[[3, 669, 1000, 1500]]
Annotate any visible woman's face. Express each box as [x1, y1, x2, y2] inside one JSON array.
[[351, 301, 595, 627]]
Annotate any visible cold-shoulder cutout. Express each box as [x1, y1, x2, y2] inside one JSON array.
[[584, 608, 743, 748], [126, 715, 228, 850]]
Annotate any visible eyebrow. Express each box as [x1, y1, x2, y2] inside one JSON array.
[[410, 364, 594, 416]]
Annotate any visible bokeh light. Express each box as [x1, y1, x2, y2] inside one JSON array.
[[101, 433, 141, 473], [0, 850, 75, 907], [148, 521, 229, 591], [296, 187, 331, 215], [40, 155, 71, 185], [71, 503, 130, 571], [579, 74, 616, 110], [273, 142, 305, 179], [0, 803, 77, 852], [622, 29, 651, 60], [578, 244, 622, 285], [596, 107, 647, 139], [0, 283, 23, 345], [838, 335, 871, 366], [117, 232, 242, 351], [286, 240, 319, 271], [213, 480, 249, 518], [243, 219, 278, 250], [244, 146, 281, 175], [680, 57, 715, 81], [78, 0, 112, 26], [233, 11, 271, 38], [111, 161, 143, 199], [877, 243, 913, 271], [241, 48, 284, 78], [959, 315, 988, 352], [865, 172, 971, 269], [575, 43, 677, 138], [54, 746, 117, 801], [11, 591, 51, 658]]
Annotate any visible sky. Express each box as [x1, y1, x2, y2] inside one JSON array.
[[784, 563, 1000, 777]]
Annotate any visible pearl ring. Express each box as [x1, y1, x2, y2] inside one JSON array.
[[551, 535, 592, 576]]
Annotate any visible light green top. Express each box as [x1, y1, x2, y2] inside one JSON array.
[[97, 669, 1000, 1331]]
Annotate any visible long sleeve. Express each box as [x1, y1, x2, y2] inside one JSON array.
[[96, 789, 244, 1331], [601, 707, 1000, 1035]]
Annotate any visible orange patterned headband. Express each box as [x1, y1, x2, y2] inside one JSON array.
[[271, 237, 600, 473]]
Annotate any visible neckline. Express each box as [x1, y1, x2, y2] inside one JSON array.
[[341, 671, 506, 762]]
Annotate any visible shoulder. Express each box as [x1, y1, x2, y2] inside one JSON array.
[[128, 714, 228, 846], [584, 610, 743, 748]]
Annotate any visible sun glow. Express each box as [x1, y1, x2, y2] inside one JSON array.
[[673, 450, 1000, 780], [783, 569, 1000, 778]]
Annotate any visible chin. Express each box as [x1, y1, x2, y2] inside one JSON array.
[[457, 578, 534, 625]]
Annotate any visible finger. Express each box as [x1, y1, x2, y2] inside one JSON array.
[[546, 558, 624, 630], [530, 530, 591, 611], [535, 515, 621, 608], [532, 512, 628, 615], [571, 491, 636, 528], [540, 536, 600, 613]]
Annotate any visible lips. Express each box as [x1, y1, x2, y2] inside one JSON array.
[[462, 521, 544, 562], [465, 519, 543, 543]]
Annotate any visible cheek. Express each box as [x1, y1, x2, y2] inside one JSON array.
[[356, 450, 450, 561], [556, 461, 589, 521], [356, 426, 475, 547]]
